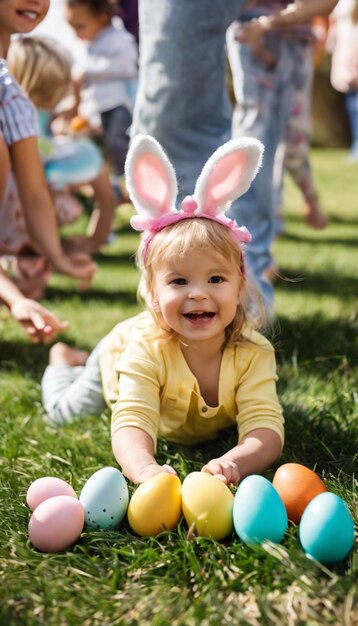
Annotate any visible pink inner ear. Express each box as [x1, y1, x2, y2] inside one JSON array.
[[204, 153, 246, 214], [133, 153, 170, 213]]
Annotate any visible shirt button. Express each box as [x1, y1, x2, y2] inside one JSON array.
[[202, 406, 208, 413]]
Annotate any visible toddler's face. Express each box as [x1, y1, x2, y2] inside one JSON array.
[[152, 249, 241, 346], [0, 0, 49, 36], [64, 4, 109, 41]]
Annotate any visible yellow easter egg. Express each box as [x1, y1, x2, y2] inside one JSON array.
[[127, 473, 182, 536], [182, 472, 234, 540]]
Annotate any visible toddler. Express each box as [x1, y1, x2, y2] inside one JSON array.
[[64, 0, 138, 176], [4, 35, 117, 297], [42, 135, 284, 486]]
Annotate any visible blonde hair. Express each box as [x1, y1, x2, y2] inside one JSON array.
[[8, 37, 72, 110], [136, 218, 267, 345]]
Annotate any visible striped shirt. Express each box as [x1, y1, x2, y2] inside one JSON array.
[[0, 59, 37, 147]]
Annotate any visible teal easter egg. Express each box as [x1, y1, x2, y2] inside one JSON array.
[[80, 467, 129, 529], [299, 492, 355, 563], [233, 475, 288, 545]]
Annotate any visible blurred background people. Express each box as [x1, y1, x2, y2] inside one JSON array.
[[327, 0, 358, 162]]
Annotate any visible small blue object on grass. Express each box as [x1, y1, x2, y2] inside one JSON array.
[[299, 492, 355, 563], [233, 475, 288, 545], [79, 467, 129, 530]]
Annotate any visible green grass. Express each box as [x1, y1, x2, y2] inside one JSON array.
[[0, 149, 357, 626]]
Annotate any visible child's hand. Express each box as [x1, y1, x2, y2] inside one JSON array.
[[234, 20, 277, 68], [11, 297, 69, 343], [201, 458, 241, 486], [51, 250, 97, 290], [135, 463, 177, 484], [63, 235, 102, 255]]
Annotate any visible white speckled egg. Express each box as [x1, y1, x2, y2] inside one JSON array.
[[79, 467, 129, 529]]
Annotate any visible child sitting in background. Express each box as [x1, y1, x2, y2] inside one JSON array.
[[64, 0, 138, 177], [42, 135, 284, 486], [0, 0, 96, 300], [4, 36, 117, 298]]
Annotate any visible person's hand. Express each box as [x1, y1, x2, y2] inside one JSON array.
[[201, 458, 240, 486], [235, 20, 277, 68], [51, 250, 97, 291], [10, 297, 69, 343], [62, 235, 102, 256], [134, 463, 177, 484]]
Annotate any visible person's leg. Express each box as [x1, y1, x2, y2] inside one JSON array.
[[41, 339, 107, 425], [132, 0, 245, 199], [226, 29, 300, 310], [280, 44, 326, 230], [101, 106, 132, 176], [345, 91, 358, 160]]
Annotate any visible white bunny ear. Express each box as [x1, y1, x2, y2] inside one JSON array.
[[194, 137, 264, 216], [125, 135, 178, 225]]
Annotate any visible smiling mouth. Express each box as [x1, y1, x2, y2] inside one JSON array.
[[183, 312, 215, 321], [17, 10, 39, 20]]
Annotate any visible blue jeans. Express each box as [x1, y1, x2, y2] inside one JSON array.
[[226, 22, 307, 309], [345, 91, 358, 157], [101, 105, 132, 176], [132, 0, 245, 200]]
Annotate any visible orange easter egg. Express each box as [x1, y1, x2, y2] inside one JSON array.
[[272, 463, 327, 524], [70, 116, 89, 132]]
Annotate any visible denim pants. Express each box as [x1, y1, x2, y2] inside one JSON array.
[[132, 0, 245, 200], [41, 338, 107, 425], [101, 105, 132, 176], [226, 23, 307, 309], [345, 91, 358, 157]]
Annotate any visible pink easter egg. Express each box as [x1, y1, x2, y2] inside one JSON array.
[[26, 477, 77, 511], [28, 495, 85, 552]]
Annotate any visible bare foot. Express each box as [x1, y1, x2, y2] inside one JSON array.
[[49, 342, 89, 366], [302, 197, 327, 230]]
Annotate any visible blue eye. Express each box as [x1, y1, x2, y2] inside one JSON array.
[[209, 276, 224, 283]]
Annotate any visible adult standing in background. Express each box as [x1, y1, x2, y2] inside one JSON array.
[[132, 0, 337, 313], [226, 0, 337, 309], [327, 0, 358, 162]]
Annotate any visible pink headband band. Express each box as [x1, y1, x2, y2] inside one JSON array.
[[125, 135, 264, 265]]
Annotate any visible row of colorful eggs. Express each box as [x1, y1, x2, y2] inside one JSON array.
[[27, 463, 355, 564]]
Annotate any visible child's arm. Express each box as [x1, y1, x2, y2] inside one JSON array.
[[202, 428, 282, 485], [112, 426, 177, 484], [0, 268, 69, 342], [10, 137, 97, 284], [62, 163, 116, 255]]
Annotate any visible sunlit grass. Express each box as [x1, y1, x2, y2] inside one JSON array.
[[0, 149, 357, 626]]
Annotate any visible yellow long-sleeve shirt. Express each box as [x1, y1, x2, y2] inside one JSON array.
[[100, 312, 284, 452]]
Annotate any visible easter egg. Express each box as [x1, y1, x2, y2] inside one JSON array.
[[70, 115, 89, 132], [233, 475, 288, 545], [28, 495, 85, 552], [127, 473, 182, 536], [181, 472, 234, 540], [299, 492, 355, 563], [26, 477, 77, 511], [80, 467, 129, 529], [273, 463, 327, 524]]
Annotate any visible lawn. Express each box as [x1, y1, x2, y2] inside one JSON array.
[[0, 148, 357, 626]]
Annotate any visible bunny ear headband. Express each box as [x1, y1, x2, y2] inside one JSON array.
[[125, 134, 264, 264]]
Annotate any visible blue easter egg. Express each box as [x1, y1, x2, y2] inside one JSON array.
[[80, 467, 129, 529], [299, 492, 355, 563], [233, 475, 288, 545]]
